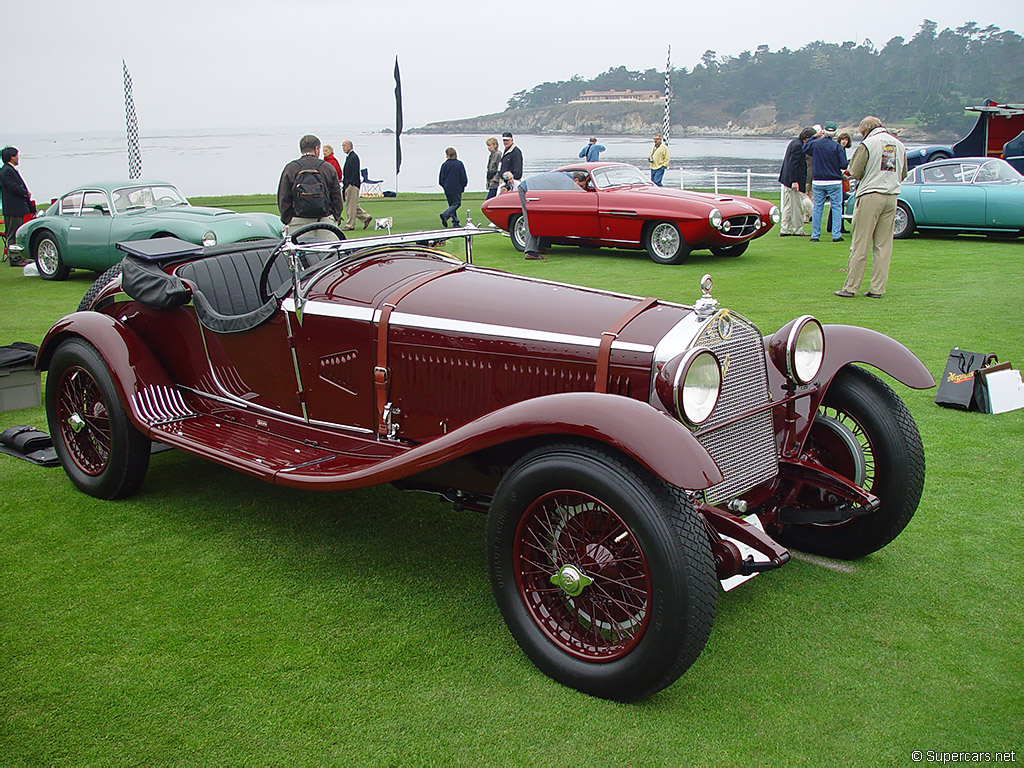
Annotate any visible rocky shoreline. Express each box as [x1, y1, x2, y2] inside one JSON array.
[[410, 101, 951, 142]]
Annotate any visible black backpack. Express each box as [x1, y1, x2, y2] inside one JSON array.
[[292, 159, 330, 219]]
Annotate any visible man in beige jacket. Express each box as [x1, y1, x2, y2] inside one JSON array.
[[835, 116, 907, 298]]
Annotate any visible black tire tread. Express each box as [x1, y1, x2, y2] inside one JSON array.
[[78, 262, 124, 312]]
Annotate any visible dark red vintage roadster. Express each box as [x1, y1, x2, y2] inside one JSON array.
[[37, 222, 934, 701]]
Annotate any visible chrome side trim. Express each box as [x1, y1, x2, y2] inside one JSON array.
[[283, 298, 655, 353]]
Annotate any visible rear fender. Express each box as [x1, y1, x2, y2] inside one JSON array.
[[36, 312, 176, 432], [278, 391, 724, 492]]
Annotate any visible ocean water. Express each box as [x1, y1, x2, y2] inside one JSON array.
[[11, 127, 801, 202]]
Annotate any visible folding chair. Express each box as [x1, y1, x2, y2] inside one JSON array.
[[360, 168, 384, 198]]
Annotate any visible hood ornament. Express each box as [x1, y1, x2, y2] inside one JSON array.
[[694, 273, 719, 319]]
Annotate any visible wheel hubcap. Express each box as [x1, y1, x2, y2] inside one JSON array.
[[38, 240, 59, 273], [57, 367, 111, 476], [652, 224, 679, 259], [513, 491, 651, 661], [551, 564, 593, 597], [894, 208, 907, 235]]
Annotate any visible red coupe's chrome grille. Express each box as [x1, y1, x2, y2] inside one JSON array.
[[692, 313, 778, 505], [722, 214, 760, 239]]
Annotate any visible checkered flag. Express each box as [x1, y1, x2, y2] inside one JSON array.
[[123, 59, 142, 179], [663, 46, 672, 145]]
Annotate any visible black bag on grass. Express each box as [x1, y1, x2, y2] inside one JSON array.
[[934, 348, 996, 410]]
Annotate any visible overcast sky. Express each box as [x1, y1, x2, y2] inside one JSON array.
[[5, 0, 1022, 136]]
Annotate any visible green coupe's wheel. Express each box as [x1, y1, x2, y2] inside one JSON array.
[[893, 202, 915, 240], [34, 231, 72, 281]]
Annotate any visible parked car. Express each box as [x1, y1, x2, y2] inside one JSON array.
[[905, 144, 953, 170], [37, 222, 933, 701], [842, 157, 1024, 239], [480, 162, 780, 264], [10, 180, 282, 280]]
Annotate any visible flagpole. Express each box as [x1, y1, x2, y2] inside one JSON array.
[[123, 59, 143, 179], [663, 45, 672, 147], [394, 56, 403, 196]]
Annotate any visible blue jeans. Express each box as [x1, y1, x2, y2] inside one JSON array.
[[650, 167, 665, 186], [811, 183, 843, 240]]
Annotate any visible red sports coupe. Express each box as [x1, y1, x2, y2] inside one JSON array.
[[481, 162, 780, 264]]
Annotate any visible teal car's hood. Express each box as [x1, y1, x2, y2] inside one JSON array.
[[129, 205, 251, 221]]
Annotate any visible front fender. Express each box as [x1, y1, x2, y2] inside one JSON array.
[[762, 323, 934, 456], [818, 324, 935, 390], [36, 312, 176, 432], [277, 391, 724, 492], [14, 216, 65, 253]]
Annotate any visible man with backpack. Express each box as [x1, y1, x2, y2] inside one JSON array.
[[277, 135, 343, 241]]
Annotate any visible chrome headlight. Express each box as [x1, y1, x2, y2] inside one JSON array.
[[709, 208, 723, 229], [769, 205, 781, 224], [655, 348, 722, 426], [769, 315, 824, 384], [202, 230, 218, 247]]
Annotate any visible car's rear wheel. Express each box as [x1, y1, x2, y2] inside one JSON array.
[[774, 365, 924, 560], [644, 221, 690, 265], [78, 262, 124, 312], [509, 213, 527, 252], [46, 338, 151, 499], [710, 242, 749, 258], [928, 151, 951, 162], [34, 231, 71, 281], [893, 202, 916, 239], [487, 441, 716, 701]]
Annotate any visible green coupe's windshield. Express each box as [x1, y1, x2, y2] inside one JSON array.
[[591, 165, 654, 190], [112, 185, 189, 213], [973, 159, 1022, 184]]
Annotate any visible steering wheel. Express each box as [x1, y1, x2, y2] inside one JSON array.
[[257, 222, 347, 303]]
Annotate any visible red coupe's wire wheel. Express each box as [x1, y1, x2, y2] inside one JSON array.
[[513, 490, 652, 662], [56, 366, 112, 476]]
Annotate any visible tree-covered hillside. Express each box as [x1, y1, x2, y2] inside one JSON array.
[[507, 21, 1023, 136]]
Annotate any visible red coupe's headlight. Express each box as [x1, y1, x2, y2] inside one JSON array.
[[655, 349, 722, 426]]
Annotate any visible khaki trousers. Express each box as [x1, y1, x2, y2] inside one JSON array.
[[842, 192, 897, 295], [343, 185, 372, 229], [779, 184, 804, 235]]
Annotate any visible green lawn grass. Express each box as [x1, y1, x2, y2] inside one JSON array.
[[2, 192, 1021, 764]]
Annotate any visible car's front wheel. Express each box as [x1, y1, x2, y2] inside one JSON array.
[[644, 221, 690, 265], [774, 365, 924, 560], [710, 242, 749, 258], [893, 202, 916, 239], [508, 213, 527, 252], [46, 338, 151, 499], [34, 231, 71, 281], [487, 441, 716, 701]]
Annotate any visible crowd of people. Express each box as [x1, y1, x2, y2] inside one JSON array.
[[778, 116, 907, 298], [6, 124, 907, 294]]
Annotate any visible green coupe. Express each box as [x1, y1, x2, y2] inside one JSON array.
[[11, 180, 282, 280]]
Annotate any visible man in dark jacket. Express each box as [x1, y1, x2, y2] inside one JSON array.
[[438, 147, 468, 228], [803, 121, 849, 242], [499, 132, 524, 181], [778, 127, 815, 236], [277, 135, 343, 241], [341, 140, 373, 230], [1, 146, 34, 266]]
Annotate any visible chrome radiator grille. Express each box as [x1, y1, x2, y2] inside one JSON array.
[[722, 214, 760, 239], [693, 312, 778, 505]]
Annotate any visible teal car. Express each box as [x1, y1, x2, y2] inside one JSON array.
[[842, 157, 1024, 239], [12, 180, 282, 280]]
